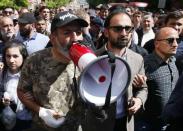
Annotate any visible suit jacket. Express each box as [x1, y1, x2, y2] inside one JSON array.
[[82, 46, 147, 131], [162, 74, 183, 131], [162, 74, 183, 123], [129, 42, 148, 57]]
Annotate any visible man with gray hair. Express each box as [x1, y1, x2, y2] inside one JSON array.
[[136, 13, 155, 47], [0, 16, 15, 54]]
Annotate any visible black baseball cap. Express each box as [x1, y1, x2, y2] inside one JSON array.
[[51, 11, 88, 32], [18, 12, 36, 24]]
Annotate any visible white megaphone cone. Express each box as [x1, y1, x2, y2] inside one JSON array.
[[69, 42, 131, 107]]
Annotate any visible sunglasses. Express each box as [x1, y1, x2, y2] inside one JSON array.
[[4, 11, 13, 14], [157, 38, 181, 46], [108, 26, 134, 33]]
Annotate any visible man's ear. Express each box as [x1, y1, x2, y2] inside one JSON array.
[[32, 23, 35, 28], [154, 40, 159, 48], [49, 33, 57, 45], [104, 28, 109, 38]]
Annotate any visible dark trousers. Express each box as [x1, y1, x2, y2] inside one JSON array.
[[166, 122, 183, 131], [0, 119, 32, 131], [135, 117, 168, 131], [12, 119, 32, 131], [114, 116, 127, 131]]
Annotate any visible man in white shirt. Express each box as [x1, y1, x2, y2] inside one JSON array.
[[137, 13, 155, 47]]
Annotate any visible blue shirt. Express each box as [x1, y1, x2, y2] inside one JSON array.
[[176, 40, 183, 58], [0, 42, 5, 56], [175, 40, 183, 74], [15, 32, 49, 55]]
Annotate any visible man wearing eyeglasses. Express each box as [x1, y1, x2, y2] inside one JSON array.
[[83, 10, 147, 131], [141, 27, 179, 131], [2, 7, 13, 17]]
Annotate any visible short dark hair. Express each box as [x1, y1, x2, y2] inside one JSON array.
[[104, 9, 130, 28], [133, 11, 142, 16], [108, 5, 125, 14], [36, 16, 46, 22], [100, 4, 109, 11], [164, 11, 183, 24], [39, 6, 49, 13]]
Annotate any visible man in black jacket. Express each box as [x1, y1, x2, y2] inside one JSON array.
[[162, 74, 183, 131]]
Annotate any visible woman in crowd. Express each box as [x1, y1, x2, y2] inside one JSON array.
[[0, 40, 32, 131]]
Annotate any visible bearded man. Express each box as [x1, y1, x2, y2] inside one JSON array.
[[82, 10, 147, 131]]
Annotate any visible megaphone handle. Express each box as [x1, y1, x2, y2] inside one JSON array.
[[87, 102, 108, 120], [107, 51, 115, 63], [71, 65, 78, 100], [103, 61, 116, 109]]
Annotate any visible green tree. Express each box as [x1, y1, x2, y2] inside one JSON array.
[[0, 0, 29, 9], [0, 0, 14, 9], [45, 0, 71, 8], [15, 0, 29, 7]]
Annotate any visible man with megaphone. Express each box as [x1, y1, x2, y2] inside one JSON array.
[[17, 11, 89, 131], [82, 9, 148, 131]]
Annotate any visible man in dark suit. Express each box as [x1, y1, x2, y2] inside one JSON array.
[[162, 74, 183, 131]]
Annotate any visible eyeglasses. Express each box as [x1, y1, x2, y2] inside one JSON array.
[[170, 22, 182, 27], [43, 11, 50, 13], [108, 26, 134, 33], [4, 11, 13, 14], [157, 38, 181, 46]]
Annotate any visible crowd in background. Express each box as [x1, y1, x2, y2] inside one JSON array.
[[0, 1, 183, 131]]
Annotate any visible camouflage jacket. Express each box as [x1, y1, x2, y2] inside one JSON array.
[[18, 48, 83, 131]]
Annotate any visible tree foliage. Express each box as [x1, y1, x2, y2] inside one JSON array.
[[0, 0, 71, 10], [15, 0, 29, 7], [45, 0, 71, 8], [0, 0, 29, 9]]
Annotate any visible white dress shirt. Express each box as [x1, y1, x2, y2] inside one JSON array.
[[4, 70, 32, 120], [141, 29, 155, 47]]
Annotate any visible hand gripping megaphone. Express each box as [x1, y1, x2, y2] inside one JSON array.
[[69, 42, 131, 107]]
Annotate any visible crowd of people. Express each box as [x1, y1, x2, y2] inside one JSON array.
[[0, 2, 182, 131]]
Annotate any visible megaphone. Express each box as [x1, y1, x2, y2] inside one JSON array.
[[69, 42, 131, 107]]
